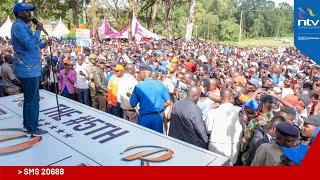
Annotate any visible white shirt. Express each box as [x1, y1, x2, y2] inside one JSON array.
[[205, 103, 242, 164], [162, 78, 175, 93], [48, 67, 58, 83], [118, 73, 138, 110], [74, 62, 89, 89]]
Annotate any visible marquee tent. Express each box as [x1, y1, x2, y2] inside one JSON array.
[[52, 18, 70, 38], [0, 16, 12, 39], [110, 15, 163, 40], [98, 19, 119, 39], [131, 15, 163, 40]]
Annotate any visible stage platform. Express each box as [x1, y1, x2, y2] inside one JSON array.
[[0, 90, 228, 166]]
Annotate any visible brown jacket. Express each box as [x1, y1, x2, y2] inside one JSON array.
[[251, 143, 283, 166]]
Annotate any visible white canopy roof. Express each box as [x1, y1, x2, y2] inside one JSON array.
[[52, 18, 70, 38], [0, 16, 12, 39]]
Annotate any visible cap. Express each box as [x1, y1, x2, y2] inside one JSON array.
[[276, 122, 300, 138], [284, 95, 303, 110], [139, 65, 152, 72], [64, 59, 72, 65], [52, 56, 59, 62], [114, 64, 124, 71], [304, 115, 320, 127], [89, 54, 97, 60], [171, 56, 179, 63], [89, 54, 97, 63], [298, 94, 311, 106], [98, 58, 106, 64], [243, 99, 259, 111], [13, 2, 35, 13]]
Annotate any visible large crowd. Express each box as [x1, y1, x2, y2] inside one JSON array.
[[1, 36, 319, 166]]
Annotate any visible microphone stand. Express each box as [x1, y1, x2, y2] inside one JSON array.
[[47, 39, 61, 121]]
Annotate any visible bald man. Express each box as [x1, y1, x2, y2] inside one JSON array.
[[205, 88, 243, 164], [169, 86, 208, 149]]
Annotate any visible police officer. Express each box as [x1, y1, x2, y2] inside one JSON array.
[[87, 54, 98, 108], [11, 2, 51, 136], [129, 65, 171, 133]]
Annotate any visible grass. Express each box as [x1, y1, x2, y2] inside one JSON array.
[[220, 37, 294, 48]]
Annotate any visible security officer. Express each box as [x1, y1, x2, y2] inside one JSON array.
[[93, 58, 107, 111], [87, 54, 98, 108], [129, 65, 171, 133]]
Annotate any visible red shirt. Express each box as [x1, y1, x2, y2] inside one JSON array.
[[184, 61, 196, 73]]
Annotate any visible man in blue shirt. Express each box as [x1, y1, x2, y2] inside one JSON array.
[[11, 2, 51, 136], [130, 65, 171, 133]]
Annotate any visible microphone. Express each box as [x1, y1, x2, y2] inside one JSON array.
[[31, 18, 49, 36]]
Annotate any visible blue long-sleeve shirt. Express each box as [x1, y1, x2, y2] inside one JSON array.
[[130, 78, 170, 114], [11, 19, 45, 78]]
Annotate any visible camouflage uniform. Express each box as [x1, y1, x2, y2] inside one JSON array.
[[87, 54, 98, 109], [93, 59, 107, 112], [241, 111, 273, 165]]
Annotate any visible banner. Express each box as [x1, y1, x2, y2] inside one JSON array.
[[295, 0, 320, 63], [0, 90, 228, 166], [76, 28, 91, 47]]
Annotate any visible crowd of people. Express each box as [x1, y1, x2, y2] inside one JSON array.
[[1, 36, 320, 166]]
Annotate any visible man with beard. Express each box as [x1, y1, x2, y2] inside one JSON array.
[[11, 2, 51, 136]]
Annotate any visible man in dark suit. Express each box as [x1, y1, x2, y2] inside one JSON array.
[[169, 86, 208, 149]]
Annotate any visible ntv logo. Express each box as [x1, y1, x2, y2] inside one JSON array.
[[298, 19, 320, 27], [298, 7, 319, 27]]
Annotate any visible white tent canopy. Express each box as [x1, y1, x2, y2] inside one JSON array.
[[0, 16, 12, 39], [51, 18, 70, 38]]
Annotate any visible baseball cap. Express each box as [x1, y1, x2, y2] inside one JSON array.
[[13, 2, 35, 13], [51, 56, 59, 62], [64, 59, 72, 65], [284, 95, 303, 110], [243, 99, 259, 111], [114, 64, 124, 71]]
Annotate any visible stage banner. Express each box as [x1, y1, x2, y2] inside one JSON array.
[[295, 0, 320, 64], [0, 90, 228, 166], [76, 28, 91, 47]]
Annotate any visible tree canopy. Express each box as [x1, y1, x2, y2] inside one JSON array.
[[0, 0, 293, 41]]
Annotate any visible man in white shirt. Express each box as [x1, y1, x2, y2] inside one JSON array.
[[205, 88, 243, 165], [118, 64, 138, 123], [74, 55, 90, 105]]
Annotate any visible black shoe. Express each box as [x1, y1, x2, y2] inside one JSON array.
[[26, 128, 48, 137]]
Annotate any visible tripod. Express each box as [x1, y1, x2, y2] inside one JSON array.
[[48, 41, 61, 121]]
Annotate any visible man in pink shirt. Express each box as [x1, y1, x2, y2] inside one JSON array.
[[58, 59, 76, 100]]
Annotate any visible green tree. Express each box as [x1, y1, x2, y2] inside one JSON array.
[[219, 19, 239, 41]]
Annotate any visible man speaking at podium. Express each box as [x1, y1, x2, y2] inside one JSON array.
[[11, 2, 51, 136]]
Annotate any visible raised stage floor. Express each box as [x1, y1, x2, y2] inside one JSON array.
[[0, 90, 228, 166]]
